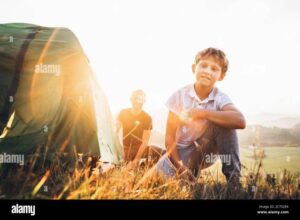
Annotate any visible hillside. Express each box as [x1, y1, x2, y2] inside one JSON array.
[[238, 123, 300, 147], [150, 124, 300, 148]]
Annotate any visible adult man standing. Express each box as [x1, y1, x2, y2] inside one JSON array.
[[116, 90, 164, 165]]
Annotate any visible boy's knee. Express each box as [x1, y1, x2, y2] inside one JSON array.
[[200, 122, 237, 139], [212, 124, 239, 149], [210, 124, 241, 179], [212, 123, 237, 137]]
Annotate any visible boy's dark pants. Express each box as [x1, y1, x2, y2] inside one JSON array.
[[187, 122, 241, 182]]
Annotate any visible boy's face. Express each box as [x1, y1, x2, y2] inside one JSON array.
[[192, 56, 224, 87]]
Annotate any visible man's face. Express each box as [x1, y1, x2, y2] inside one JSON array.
[[192, 56, 224, 87], [131, 94, 145, 111]]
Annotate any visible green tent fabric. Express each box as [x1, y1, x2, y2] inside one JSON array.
[[0, 23, 122, 167]]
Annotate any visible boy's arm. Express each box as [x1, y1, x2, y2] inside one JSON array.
[[189, 104, 246, 129], [165, 111, 184, 169]]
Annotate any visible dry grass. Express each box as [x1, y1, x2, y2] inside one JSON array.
[[0, 156, 299, 200]]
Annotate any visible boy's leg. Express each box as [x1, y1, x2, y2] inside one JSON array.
[[155, 154, 177, 178], [155, 146, 194, 178], [213, 124, 241, 183], [187, 124, 218, 177], [146, 145, 166, 163], [189, 122, 241, 182], [156, 125, 217, 178]]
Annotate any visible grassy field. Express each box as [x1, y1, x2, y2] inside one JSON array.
[[240, 146, 300, 174], [0, 146, 299, 200]]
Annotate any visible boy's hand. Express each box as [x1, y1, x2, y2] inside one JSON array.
[[188, 109, 207, 120], [172, 160, 196, 182], [177, 164, 196, 182]]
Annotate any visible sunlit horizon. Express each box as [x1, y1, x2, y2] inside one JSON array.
[[2, 0, 300, 129]]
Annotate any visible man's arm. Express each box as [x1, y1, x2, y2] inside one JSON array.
[[115, 114, 123, 145], [132, 129, 151, 163], [189, 104, 246, 129]]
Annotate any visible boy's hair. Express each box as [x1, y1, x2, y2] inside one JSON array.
[[194, 47, 229, 75]]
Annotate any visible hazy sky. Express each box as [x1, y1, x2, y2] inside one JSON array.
[[2, 0, 300, 119]]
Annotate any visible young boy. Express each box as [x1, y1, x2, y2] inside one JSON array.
[[156, 48, 246, 184]]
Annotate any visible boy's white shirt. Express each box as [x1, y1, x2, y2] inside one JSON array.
[[166, 84, 233, 148]]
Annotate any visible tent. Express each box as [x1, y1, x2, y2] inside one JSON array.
[[0, 23, 122, 171]]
